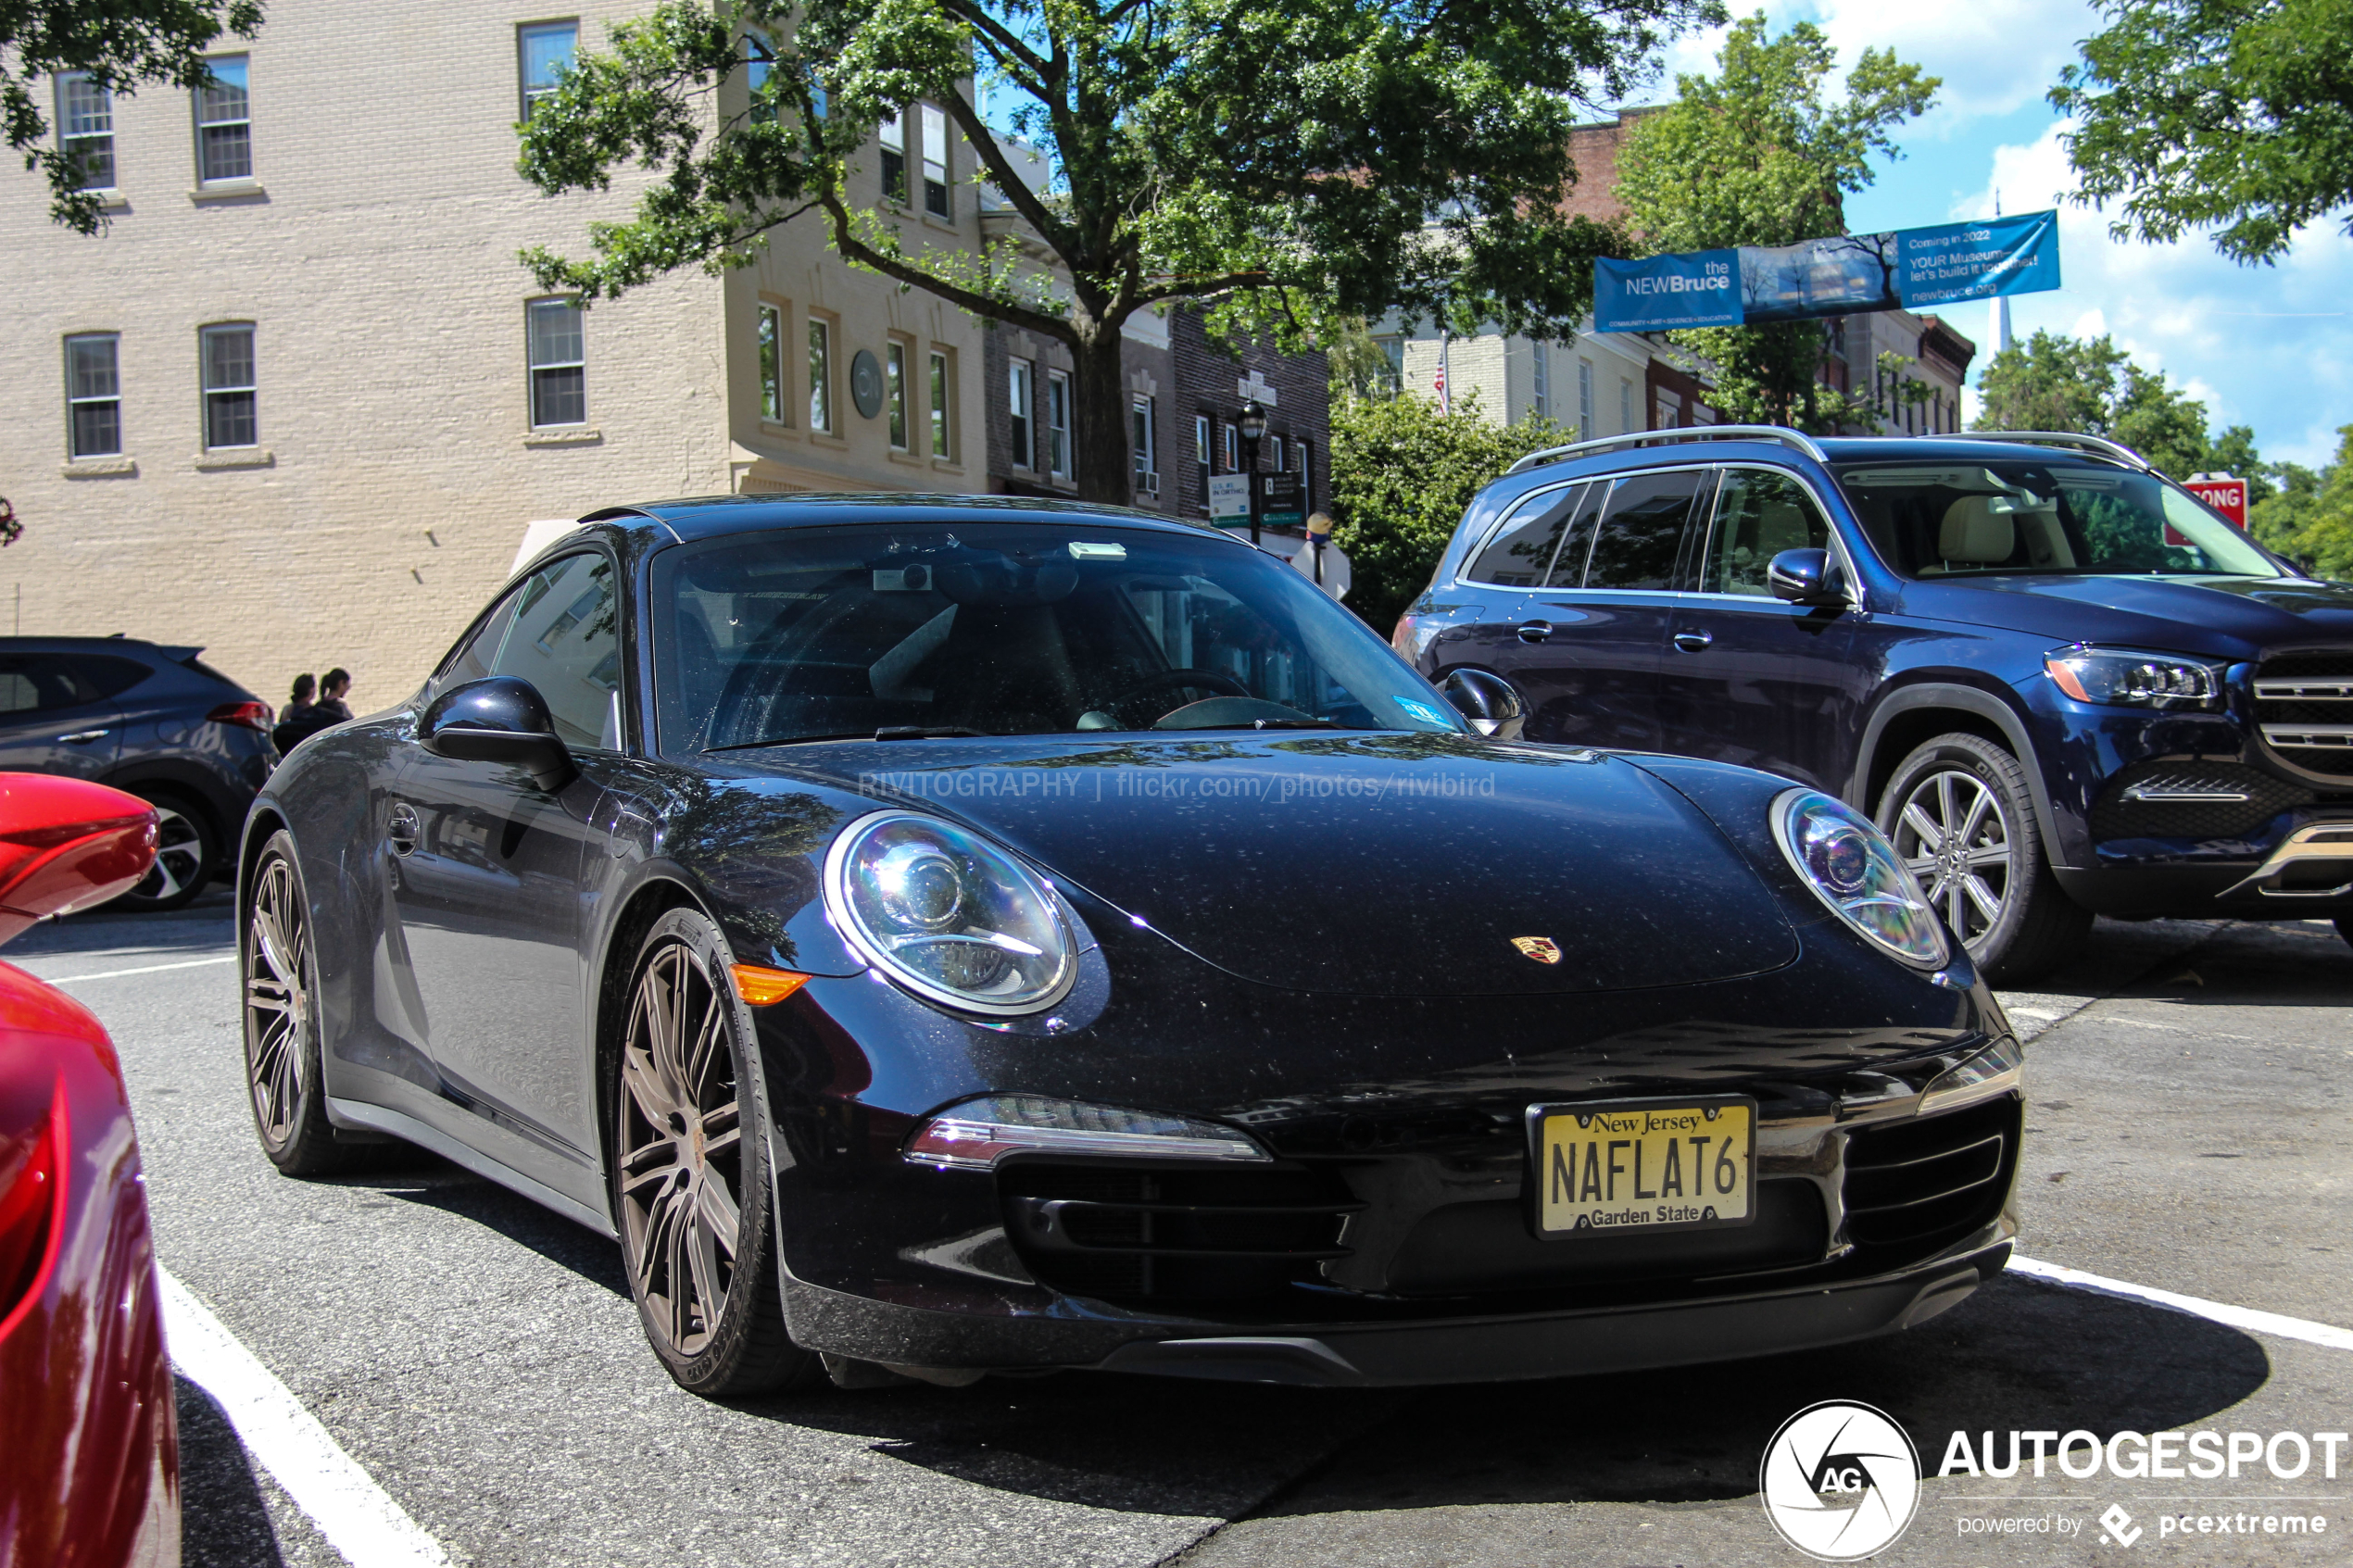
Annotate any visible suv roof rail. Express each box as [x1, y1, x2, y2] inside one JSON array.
[[1941, 431, 2154, 471], [1503, 424, 1829, 475]]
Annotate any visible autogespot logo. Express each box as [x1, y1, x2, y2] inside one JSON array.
[[1760, 1400, 1923, 1561]]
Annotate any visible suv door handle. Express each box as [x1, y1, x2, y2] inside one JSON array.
[[1672, 630, 1713, 653], [56, 729, 108, 744], [386, 801, 421, 857], [1516, 621, 1554, 644]]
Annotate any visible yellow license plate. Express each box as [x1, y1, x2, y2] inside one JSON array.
[[1529, 1098, 1755, 1237]]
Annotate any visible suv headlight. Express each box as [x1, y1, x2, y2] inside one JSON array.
[[2044, 646, 2224, 710], [1771, 789, 1950, 969], [823, 810, 1076, 1015]]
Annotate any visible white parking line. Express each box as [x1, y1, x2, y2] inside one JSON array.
[[2009, 1254, 2353, 1352], [43, 955, 236, 985], [157, 1268, 452, 1568]]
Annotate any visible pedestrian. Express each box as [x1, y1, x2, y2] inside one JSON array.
[[314, 668, 354, 725], [271, 673, 317, 755], [272, 667, 353, 754]]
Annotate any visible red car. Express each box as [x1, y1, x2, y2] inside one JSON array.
[[0, 775, 175, 1568]]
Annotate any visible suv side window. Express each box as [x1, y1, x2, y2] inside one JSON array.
[[487, 553, 621, 749], [1703, 468, 1834, 596], [1467, 483, 1592, 587], [0, 653, 147, 714], [1585, 469, 1709, 590]]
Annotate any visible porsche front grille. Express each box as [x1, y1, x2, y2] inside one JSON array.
[[1841, 1096, 2019, 1260]]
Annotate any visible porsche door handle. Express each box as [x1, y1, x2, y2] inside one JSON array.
[[56, 728, 109, 744], [1516, 621, 1554, 644], [1672, 630, 1713, 653], [386, 802, 421, 857]]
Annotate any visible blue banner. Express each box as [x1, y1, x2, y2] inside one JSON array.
[[1594, 249, 1743, 332], [1593, 213, 2060, 332]]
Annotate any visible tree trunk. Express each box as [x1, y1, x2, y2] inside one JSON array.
[[1069, 321, 1133, 508]]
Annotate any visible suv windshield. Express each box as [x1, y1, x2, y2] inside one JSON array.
[[650, 521, 1466, 751], [1831, 460, 2282, 580]]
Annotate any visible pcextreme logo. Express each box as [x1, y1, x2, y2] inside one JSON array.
[[1760, 1400, 1923, 1561]]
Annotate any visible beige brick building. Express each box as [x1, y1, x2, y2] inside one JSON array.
[[1, 3, 989, 702]]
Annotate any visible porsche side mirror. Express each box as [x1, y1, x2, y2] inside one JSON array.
[[421, 677, 577, 792], [1768, 547, 1849, 607], [1441, 668, 1526, 741]]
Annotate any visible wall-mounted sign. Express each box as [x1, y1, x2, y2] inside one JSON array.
[[850, 350, 885, 419], [1258, 470, 1302, 529], [1596, 210, 2062, 334], [1207, 473, 1252, 520]]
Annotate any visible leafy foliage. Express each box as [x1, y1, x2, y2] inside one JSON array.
[[2053, 0, 2353, 263], [2250, 429, 2353, 578], [1611, 14, 1936, 430], [1971, 327, 2264, 484], [4, 0, 262, 233], [1327, 390, 1563, 633], [519, 0, 1718, 501]]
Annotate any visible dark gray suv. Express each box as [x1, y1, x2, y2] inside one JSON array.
[[0, 637, 277, 909]]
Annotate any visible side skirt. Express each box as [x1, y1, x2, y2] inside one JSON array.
[[326, 1095, 617, 1238]]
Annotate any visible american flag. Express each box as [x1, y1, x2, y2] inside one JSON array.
[[1434, 350, 1449, 415]]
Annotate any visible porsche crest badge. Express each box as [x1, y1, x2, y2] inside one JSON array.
[[1511, 936, 1562, 965]]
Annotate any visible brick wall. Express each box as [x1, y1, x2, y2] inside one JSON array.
[[1168, 313, 1329, 523]]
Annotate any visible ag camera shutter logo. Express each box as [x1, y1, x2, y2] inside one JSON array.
[[1760, 1400, 1922, 1561]]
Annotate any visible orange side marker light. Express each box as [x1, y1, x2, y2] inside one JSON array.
[[729, 964, 811, 1006]]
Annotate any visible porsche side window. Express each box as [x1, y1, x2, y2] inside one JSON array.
[[1704, 470, 1831, 596], [440, 589, 523, 687], [1585, 469, 1705, 591], [488, 553, 620, 749]]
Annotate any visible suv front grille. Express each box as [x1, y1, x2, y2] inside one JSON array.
[[2090, 760, 2313, 843], [999, 1162, 1360, 1307], [1842, 1096, 2019, 1261], [2257, 650, 2353, 780]]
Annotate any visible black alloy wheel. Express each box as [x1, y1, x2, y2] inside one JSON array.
[[612, 909, 817, 1397], [1878, 732, 2092, 985], [115, 790, 218, 912], [243, 832, 372, 1174]]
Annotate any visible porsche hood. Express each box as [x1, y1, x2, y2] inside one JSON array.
[[778, 734, 1799, 997]]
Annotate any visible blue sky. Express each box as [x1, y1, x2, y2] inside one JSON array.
[[1641, 0, 2353, 467]]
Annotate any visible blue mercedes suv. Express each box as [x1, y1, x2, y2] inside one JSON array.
[[1403, 428, 2353, 980]]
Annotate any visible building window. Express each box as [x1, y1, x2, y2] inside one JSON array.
[[1221, 421, 1238, 474], [920, 103, 949, 219], [195, 56, 251, 183], [743, 30, 775, 123], [1194, 413, 1211, 502], [808, 318, 833, 432], [879, 108, 907, 204], [1046, 370, 1071, 481], [1008, 359, 1034, 470], [201, 323, 257, 448], [1619, 378, 1632, 434], [64, 333, 120, 458], [56, 73, 114, 191], [1578, 358, 1594, 441], [519, 21, 578, 120], [528, 298, 585, 426], [928, 349, 950, 457], [1131, 395, 1156, 493], [757, 302, 783, 421], [886, 340, 908, 448], [1372, 334, 1403, 396], [1531, 340, 1549, 420], [1294, 438, 1311, 513]]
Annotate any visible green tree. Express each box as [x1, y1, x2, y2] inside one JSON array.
[[2052, 0, 2353, 263], [1970, 327, 2261, 483], [6, 0, 263, 234], [2249, 429, 2353, 578], [1612, 15, 1937, 431], [519, 0, 1712, 506], [1327, 390, 1563, 633]]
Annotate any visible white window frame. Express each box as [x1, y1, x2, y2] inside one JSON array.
[[1578, 358, 1594, 441], [527, 297, 586, 428], [757, 301, 784, 422], [1221, 421, 1238, 474], [1530, 340, 1549, 420], [195, 55, 251, 184], [519, 21, 579, 121], [1046, 370, 1072, 481], [1131, 395, 1157, 494], [928, 348, 951, 458], [879, 108, 907, 205], [886, 338, 909, 449], [1194, 413, 1211, 501], [1008, 358, 1034, 470], [200, 321, 258, 449], [56, 72, 115, 192], [808, 316, 834, 433], [1619, 378, 1632, 435], [920, 103, 950, 219], [64, 332, 121, 458], [1294, 437, 1310, 513]]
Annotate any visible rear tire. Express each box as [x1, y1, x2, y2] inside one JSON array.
[[612, 909, 821, 1398], [243, 832, 376, 1175], [1878, 733, 2092, 985], [112, 788, 219, 912]]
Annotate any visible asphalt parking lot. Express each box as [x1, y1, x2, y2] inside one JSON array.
[[17, 895, 2353, 1567]]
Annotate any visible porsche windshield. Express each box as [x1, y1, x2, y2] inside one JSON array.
[[650, 521, 1466, 751], [1831, 460, 2282, 580]]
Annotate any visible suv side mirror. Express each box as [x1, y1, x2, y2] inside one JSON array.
[[1441, 668, 1526, 741], [421, 677, 577, 792], [1768, 547, 1849, 607]]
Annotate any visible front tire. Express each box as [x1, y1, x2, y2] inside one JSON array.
[[243, 832, 371, 1174], [113, 789, 218, 911], [1878, 733, 2091, 985], [612, 909, 818, 1398]]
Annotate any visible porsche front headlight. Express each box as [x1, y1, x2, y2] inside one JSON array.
[[1770, 789, 1950, 970], [824, 810, 1076, 1014]]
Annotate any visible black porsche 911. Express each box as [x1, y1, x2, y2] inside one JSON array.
[[238, 496, 2023, 1396]]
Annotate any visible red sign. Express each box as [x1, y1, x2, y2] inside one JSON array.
[[2185, 475, 2249, 529]]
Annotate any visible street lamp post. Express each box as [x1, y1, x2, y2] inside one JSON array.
[[1237, 399, 1268, 546]]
